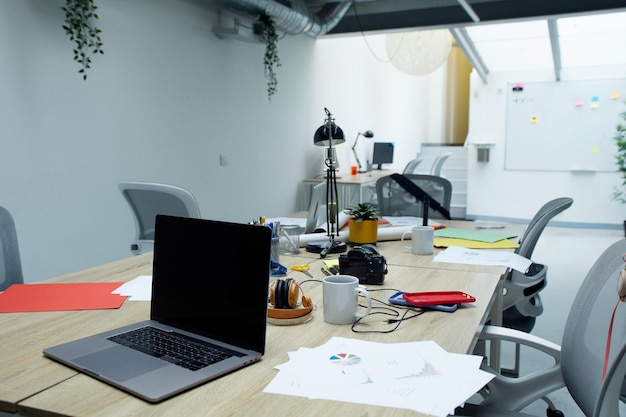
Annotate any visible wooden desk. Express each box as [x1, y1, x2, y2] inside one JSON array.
[[302, 170, 392, 210], [1, 240, 506, 417]]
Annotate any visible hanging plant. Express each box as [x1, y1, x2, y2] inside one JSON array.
[[259, 13, 281, 100], [61, 0, 104, 80]]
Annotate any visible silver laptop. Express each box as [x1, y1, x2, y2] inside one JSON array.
[[304, 182, 327, 234], [44, 215, 271, 403]]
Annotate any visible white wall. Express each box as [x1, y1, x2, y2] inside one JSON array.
[[466, 67, 626, 227], [0, 0, 444, 282]]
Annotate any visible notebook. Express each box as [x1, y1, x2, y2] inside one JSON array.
[[44, 215, 271, 403]]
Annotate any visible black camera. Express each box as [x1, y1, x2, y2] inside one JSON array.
[[339, 245, 387, 285]]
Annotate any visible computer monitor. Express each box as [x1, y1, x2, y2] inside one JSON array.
[[372, 142, 394, 170]]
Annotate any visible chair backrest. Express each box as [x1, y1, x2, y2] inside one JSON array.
[[118, 182, 201, 254], [402, 158, 423, 174], [501, 197, 573, 316], [429, 152, 452, 176], [561, 238, 626, 417], [516, 197, 574, 258], [0, 206, 24, 291], [375, 174, 452, 219]]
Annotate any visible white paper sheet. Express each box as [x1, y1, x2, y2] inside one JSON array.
[[383, 216, 441, 227], [112, 275, 152, 301], [433, 245, 532, 273]]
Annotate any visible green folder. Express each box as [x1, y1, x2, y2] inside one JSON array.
[[434, 227, 518, 243]]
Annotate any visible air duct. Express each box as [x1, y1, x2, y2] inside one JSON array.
[[210, 0, 352, 37]]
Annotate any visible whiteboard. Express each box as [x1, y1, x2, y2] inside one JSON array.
[[505, 79, 626, 172]]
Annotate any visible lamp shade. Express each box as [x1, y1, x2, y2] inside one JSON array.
[[314, 123, 345, 146]]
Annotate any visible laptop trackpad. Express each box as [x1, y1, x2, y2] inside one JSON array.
[[74, 346, 169, 382]]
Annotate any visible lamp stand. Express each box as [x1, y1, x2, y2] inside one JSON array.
[[306, 108, 347, 258], [351, 130, 374, 173], [320, 146, 347, 257]]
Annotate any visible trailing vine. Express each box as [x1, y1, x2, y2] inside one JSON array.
[[62, 0, 104, 80], [259, 13, 281, 100]]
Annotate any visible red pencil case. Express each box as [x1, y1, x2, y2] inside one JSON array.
[[402, 291, 476, 306]]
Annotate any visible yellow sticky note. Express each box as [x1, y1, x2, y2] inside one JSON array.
[[611, 91, 620, 100], [591, 146, 599, 154]]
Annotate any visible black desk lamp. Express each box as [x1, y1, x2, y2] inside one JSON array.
[[351, 130, 374, 173], [308, 108, 347, 257]]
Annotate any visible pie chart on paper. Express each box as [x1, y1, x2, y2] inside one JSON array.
[[329, 353, 361, 366]]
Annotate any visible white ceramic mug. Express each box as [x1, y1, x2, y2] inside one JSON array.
[[322, 275, 372, 325], [401, 226, 434, 255]]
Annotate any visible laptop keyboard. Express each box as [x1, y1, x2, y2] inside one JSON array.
[[107, 326, 240, 371]]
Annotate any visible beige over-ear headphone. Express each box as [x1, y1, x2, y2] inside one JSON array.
[[268, 278, 313, 325]]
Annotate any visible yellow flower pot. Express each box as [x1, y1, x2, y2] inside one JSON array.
[[348, 219, 378, 244]]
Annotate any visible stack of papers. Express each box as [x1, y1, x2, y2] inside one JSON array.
[[433, 228, 519, 249], [264, 337, 493, 417]]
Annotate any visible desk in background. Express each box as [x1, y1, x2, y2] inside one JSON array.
[[0, 227, 506, 417], [302, 169, 392, 210]]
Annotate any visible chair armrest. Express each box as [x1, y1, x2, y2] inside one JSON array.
[[480, 325, 560, 361], [474, 325, 564, 411]]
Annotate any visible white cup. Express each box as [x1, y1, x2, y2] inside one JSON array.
[[401, 226, 434, 255], [322, 275, 372, 325]]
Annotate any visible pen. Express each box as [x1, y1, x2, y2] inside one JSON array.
[[476, 225, 505, 229]]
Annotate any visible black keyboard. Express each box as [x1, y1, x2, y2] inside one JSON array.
[[107, 326, 240, 371]]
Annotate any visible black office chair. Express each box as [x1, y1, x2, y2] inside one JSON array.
[[492, 197, 574, 376], [0, 205, 24, 291], [375, 174, 452, 219], [118, 181, 202, 255]]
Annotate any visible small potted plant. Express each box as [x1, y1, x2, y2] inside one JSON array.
[[344, 203, 380, 244], [612, 102, 626, 236]]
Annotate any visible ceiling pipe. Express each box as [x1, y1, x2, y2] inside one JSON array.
[[209, 0, 352, 37], [456, 0, 480, 23], [450, 27, 489, 84]]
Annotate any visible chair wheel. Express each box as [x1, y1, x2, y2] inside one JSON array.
[[546, 409, 564, 417]]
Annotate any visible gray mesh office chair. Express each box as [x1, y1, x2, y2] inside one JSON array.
[[503, 197, 574, 318], [488, 197, 574, 377], [0, 206, 24, 291], [402, 158, 424, 174], [457, 238, 626, 417], [118, 182, 201, 255], [375, 174, 452, 219], [429, 152, 452, 176]]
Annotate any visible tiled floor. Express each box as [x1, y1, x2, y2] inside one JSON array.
[[492, 225, 624, 416]]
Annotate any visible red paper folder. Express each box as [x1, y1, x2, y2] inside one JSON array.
[[0, 283, 127, 313]]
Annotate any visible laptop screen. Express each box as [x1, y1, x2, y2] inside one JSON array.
[[151, 215, 271, 354]]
